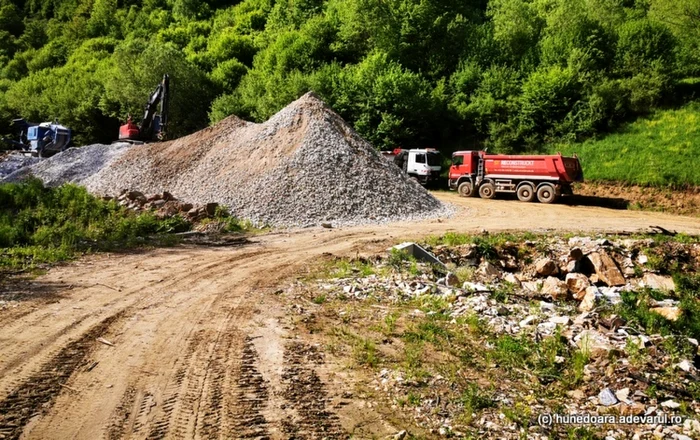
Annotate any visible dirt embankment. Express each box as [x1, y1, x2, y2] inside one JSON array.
[[574, 182, 700, 217], [0, 195, 699, 439]]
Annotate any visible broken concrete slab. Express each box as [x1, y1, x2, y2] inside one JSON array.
[[389, 242, 445, 268]]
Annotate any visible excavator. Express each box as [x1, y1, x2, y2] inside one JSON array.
[[119, 74, 170, 143]]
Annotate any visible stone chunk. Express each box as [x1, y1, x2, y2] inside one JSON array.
[[575, 329, 613, 358], [566, 273, 591, 299], [642, 273, 675, 292], [535, 258, 557, 277], [650, 306, 682, 321], [541, 276, 568, 301], [578, 286, 598, 312], [477, 261, 501, 279], [588, 251, 626, 286]]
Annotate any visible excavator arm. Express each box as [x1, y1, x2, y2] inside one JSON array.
[[139, 74, 169, 141], [119, 74, 169, 142]]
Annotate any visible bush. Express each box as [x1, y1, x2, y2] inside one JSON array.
[[0, 180, 193, 268]]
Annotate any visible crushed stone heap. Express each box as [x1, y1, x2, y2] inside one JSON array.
[[87, 93, 449, 227], [1, 143, 132, 186]]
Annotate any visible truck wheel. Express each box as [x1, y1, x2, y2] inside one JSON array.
[[516, 184, 535, 202], [537, 184, 557, 204], [478, 182, 496, 199], [458, 181, 475, 197]]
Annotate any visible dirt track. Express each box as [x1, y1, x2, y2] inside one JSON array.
[[1, 193, 699, 439]]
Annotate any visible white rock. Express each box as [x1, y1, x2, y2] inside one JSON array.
[[549, 316, 572, 325], [661, 400, 681, 409], [642, 273, 675, 291]]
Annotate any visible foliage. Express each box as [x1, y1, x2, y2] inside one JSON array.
[[0, 179, 192, 268], [0, 0, 698, 165], [555, 102, 700, 186]]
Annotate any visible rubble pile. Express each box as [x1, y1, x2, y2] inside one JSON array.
[[1, 143, 132, 186], [84, 92, 450, 227], [296, 234, 700, 439], [0, 153, 39, 180], [109, 189, 220, 222]]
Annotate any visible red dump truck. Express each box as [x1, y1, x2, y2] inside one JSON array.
[[448, 151, 583, 203]]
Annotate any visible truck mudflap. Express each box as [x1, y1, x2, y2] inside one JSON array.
[[560, 184, 574, 196]]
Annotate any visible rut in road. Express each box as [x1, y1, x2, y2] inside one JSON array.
[[0, 312, 124, 440]]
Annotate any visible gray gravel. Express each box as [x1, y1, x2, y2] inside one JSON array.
[[86, 92, 452, 227], [2, 143, 132, 186], [0, 154, 39, 180]]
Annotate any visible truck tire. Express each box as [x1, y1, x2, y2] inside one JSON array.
[[537, 184, 557, 204], [458, 181, 475, 197], [478, 182, 496, 199], [516, 183, 535, 202]]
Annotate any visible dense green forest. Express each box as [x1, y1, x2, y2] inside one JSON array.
[[0, 0, 699, 152]]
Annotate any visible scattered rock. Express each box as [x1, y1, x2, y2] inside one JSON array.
[[566, 273, 591, 299], [660, 400, 681, 409], [599, 388, 618, 406], [535, 258, 557, 277], [477, 261, 501, 279], [650, 306, 682, 321], [541, 276, 568, 301], [576, 329, 613, 358], [642, 273, 675, 291], [503, 273, 522, 288], [549, 316, 571, 325], [578, 286, 598, 312], [588, 251, 626, 286], [393, 430, 407, 440]]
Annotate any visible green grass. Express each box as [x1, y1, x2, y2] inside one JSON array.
[[554, 101, 700, 187], [0, 179, 247, 270]]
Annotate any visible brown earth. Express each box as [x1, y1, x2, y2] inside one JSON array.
[[1, 193, 699, 439], [574, 181, 700, 217]]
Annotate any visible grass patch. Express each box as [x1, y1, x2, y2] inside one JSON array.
[[554, 101, 700, 187], [0, 179, 248, 270], [614, 275, 700, 343]]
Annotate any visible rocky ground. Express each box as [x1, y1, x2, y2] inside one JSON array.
[[285, 232, 700, 439]]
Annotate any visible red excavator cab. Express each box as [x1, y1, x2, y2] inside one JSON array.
[[119, 116, 140, 141]]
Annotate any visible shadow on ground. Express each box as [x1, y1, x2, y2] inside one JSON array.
[[560, 194, 629, 210]]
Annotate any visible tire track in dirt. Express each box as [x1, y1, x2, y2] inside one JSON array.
[[0, 248, 268, 405], [228, 336, 271, 438], [0, 312, 124, 440], [281, 341, 345, 439]]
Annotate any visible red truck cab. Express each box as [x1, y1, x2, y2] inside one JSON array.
[[449, 150, 583, 203]]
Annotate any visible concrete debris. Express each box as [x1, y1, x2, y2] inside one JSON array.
[[389, 242, 444, 267]]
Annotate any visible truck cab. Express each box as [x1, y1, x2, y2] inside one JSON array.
[[386, 148, 442, 185]]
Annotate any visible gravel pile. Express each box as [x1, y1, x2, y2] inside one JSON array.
[[0, 153, 39, 180], [86, 92, 450, 227], [2, 143, 132, 186]]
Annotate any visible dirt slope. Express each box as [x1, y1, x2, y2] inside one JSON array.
[[1, 195, 699, 439]]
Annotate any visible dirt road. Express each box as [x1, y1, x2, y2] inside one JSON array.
[[1, 194, 698, 439]]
